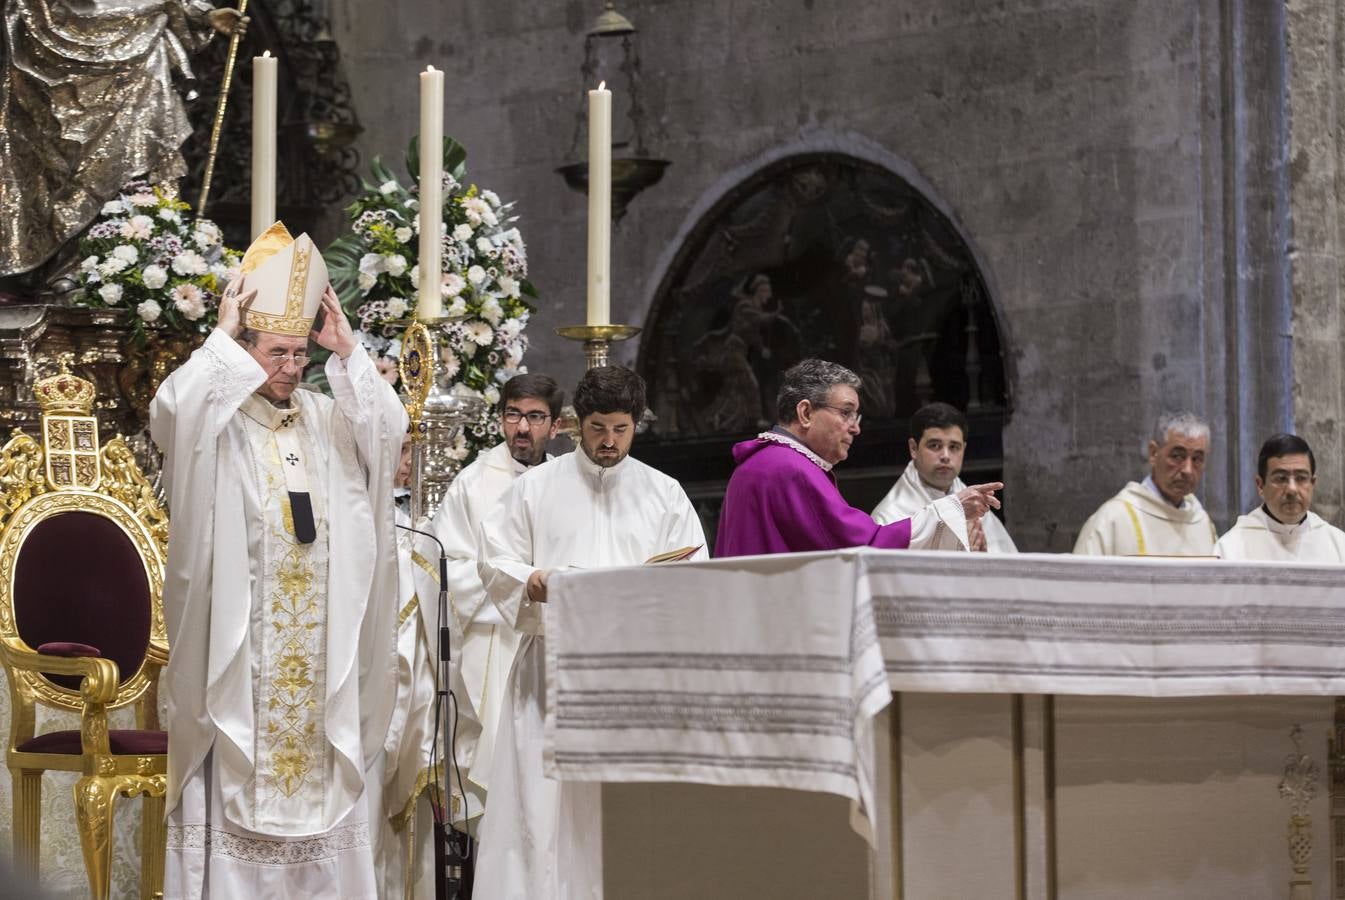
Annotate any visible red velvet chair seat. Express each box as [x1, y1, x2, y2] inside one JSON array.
[[14, 512, 151, 691], [17, 729, 166, 755]]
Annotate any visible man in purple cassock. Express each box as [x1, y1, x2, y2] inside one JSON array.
[[716, 358, 1002, 557]]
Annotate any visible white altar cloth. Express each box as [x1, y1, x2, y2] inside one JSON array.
[[547, 549, 1345, 810], [546, 549, 1344, 900], [545, 550, 891, 841], [867, 551, 1345, 696]]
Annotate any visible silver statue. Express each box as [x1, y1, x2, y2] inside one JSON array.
[[0, 0, 245, 280]]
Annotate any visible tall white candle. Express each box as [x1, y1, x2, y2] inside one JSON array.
[[586, 81, 612, 327], [417, 65, 445, 321], [250, 52, 277, 240]]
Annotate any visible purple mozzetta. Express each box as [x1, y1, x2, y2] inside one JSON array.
[[716, 432, 913, 557]]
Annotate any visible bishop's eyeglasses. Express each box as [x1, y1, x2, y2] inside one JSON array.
[[503, 409, 552, 425], [259, 353, 310, 370]]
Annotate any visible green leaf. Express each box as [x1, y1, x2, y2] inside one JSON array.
[[406, 134, 469, 186]]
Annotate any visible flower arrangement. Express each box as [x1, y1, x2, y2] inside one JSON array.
[[326, 137, 537, 466], [73, 180, 241, 342]]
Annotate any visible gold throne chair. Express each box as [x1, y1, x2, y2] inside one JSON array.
[[0, 362, 170, 899]]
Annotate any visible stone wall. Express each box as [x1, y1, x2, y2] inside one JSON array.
[[331, 0, 1298, 549]]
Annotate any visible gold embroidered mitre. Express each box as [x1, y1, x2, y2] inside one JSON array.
[[237, 221, 329, 336]]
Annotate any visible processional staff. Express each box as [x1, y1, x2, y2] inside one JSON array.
[[196, 0, 251, 215]]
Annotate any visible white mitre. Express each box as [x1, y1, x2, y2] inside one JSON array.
[[237, 221, 328, 336]]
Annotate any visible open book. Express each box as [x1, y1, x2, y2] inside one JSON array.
[[645, 545, 703, 564]]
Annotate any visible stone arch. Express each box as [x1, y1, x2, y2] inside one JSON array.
[[634, 135, 1012, 520], [640, 135, 1011, 435]]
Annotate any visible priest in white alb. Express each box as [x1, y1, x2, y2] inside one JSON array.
[[429, 373, 563, 832], [150, 223, 407, 898], [871, 401, 1017, 552], [1073, 411, 1218, 556], [474, 367, 708, 900], [1214, 433, 1345, 562]]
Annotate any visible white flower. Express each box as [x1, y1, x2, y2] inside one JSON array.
[[395, 226, 413, 243], [386, 337, 402, 358], [383, 254, 408, 277], [172, 283, 206, 320], [121, 215, 154, 240], [172, 250, 207, 276], [98, 283, 123, 304], [101, 200, 125, 216], [446, 431, 468, 462], [440, 350, 461, 380], [112, 244, 139, 263], [442, 272, 466, 297], [497, 317, 524, 341], [129, 191, 157, 207], [481, 189, 501, 207], [408, 264, 420, 285], [406, 197, 420, 211], [386, 297, 409, 318], [479, 297, 503, 326], [453, 223, 473, 241], [193, 226, 221, 250], [483, 385, 500, 405], [466, 320, 494, 346], [466, 265, 486, 285], [446, 296, 467, 317], [158, 208, 180, 224], [80, 255, 100, 273], [498, 274, 520, 298], [476, 237, 495, 256], [357, 271, 377, 292], [98, 257, 129, 278], [359, 252, 384, 275], [137, 299, 162, 322], [142, 264, 168, 289], [379, 180, 399, 196]]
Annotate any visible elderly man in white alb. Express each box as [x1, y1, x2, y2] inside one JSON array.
[[1073, 410, 1218, 556], [872, 401, 1017, 552], [151, 223, 406, 898], [474, 366, 707, 900], [429, 373, 563, 830], [1214, 433, 1345, 561]]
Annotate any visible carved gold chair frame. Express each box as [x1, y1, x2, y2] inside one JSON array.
[[0, 362, 170, 899]]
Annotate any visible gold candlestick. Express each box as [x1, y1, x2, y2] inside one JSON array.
[[556, 323, 641, 370]]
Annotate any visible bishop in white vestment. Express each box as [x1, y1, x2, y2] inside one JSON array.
[[151, 224, 406, 898], [474, 367, 708, 900], [1074, 412, 1217, 556], [1214, 433, 1345, 562], [430, 374, 563, 830]]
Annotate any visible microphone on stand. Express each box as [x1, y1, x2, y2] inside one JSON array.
[[395, 521, 473, 898]]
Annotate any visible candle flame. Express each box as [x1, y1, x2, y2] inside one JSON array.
[[262, 50, 272, 57], [426, 65, 438, 73], [598, 80, 606, 91]]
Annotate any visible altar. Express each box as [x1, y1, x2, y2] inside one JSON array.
[[547, 550, 1343, 900]]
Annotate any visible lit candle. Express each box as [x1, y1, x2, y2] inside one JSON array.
[[417, 65, 445, 321], [586, 81, 612, 327], [250, 51, 277, 240]]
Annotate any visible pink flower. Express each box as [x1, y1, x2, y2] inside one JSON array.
[[172, 283, 206, 320]]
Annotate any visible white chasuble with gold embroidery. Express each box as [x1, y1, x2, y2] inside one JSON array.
[[151, 329, 407, 899], [238, 395, 332, 828]]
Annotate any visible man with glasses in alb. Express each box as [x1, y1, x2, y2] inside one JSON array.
[[429, 373, 564, 830]]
